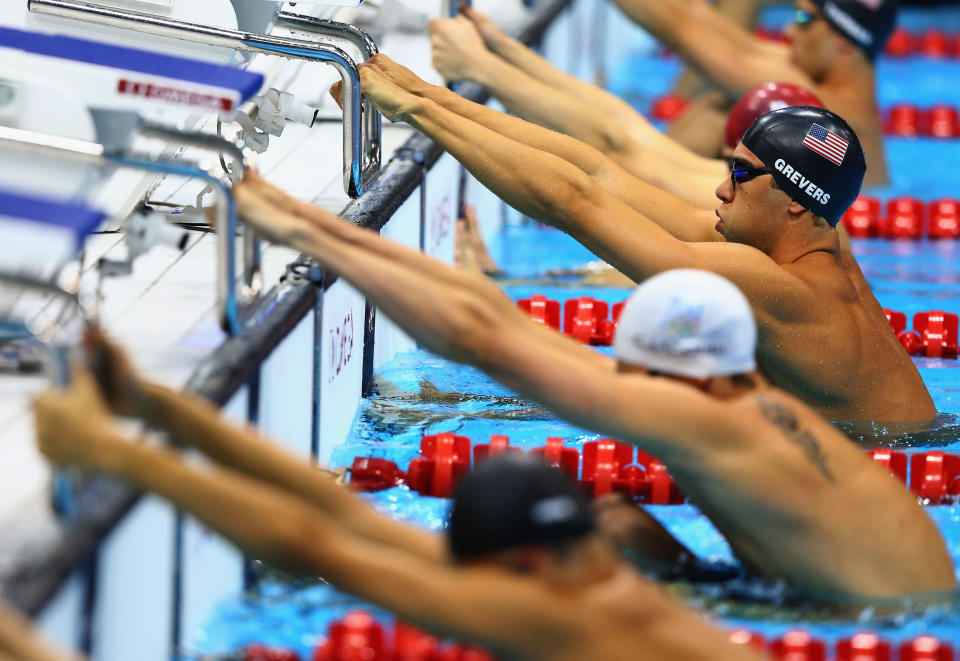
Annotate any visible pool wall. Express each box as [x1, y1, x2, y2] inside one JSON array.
[[0, 0, 657, 658]]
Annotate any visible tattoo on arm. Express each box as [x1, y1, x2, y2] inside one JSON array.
[[756, 398, 835, 483]]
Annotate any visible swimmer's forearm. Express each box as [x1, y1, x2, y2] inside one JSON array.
[[405, 99, 596, 225], [140, 383, 446, 561], [464, 54, 633, 157], [0, 602, 84, 661], [418, 78, 612, 178], [487, 33, 646, 130], [106, 442, 366, 577]]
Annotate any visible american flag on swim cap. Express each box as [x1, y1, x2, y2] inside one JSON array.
[[802, 123, 848, 165]]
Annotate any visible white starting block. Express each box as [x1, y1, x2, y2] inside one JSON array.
[[0, 188, 104, 275], [0, 25, 264, 203], [0, 25, 264, 119], [16, 0, 242, 63]]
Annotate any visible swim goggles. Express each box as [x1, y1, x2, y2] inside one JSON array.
[[794, 8, 822, 29], [727, 159, 776, 189]]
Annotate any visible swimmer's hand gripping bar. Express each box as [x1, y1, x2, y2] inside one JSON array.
[[0, 274, 87, 518], [0, 125, 245, 336], [27, 0, 381, 197]]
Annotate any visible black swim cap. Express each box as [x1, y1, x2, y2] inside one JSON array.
[[448, 455, 595, 561], [740, 106, 865, 226], [810, 0, 899, 60]]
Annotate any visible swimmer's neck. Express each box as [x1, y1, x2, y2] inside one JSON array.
[[813, 50, 876, 99], [762, 219, 840, 266]]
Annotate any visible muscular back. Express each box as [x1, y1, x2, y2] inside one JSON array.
[[663, 386, 954, 599], [755, 250, 934, 422]]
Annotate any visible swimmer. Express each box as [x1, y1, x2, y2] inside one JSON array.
[[354, 56, 934, 422], [221, 172, 953, 602], [605, 0, 897, 185], [33, 367, 767, 661], [0, 599, 84, 661], [429, 10, 825, 207]]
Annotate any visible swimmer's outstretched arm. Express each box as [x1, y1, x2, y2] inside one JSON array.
[[366, 55, 718, 241], [422, 22, 727, 214], [359, 61, 818, 319], [85, 332, 444, 562], [233, 176, 742, 466], [0, 600, 84, 661], [609, 0, 808, 98], [34, 375, 579, 656]]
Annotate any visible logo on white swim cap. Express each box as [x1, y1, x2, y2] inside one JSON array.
[[613, 270, 757, 378]]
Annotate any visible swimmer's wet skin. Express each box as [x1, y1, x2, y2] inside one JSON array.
[[223, 172, 954, 603], [34, 358, 766, 661], [601, 0, 896, 187], [354, 56, 934, 423]]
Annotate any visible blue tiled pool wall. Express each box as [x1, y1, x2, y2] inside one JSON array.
[[195, 2, 960, 657]]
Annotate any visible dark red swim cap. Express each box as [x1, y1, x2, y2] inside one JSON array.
[[725, 82, 825, 150]]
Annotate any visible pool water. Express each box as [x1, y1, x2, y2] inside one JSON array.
[[194, 5, 960, 658]]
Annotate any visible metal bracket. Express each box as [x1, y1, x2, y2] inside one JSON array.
[[0, 125, 244, 335], [27, 0, 382, 197]]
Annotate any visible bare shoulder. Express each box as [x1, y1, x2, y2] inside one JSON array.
[[781, 251, 858, 302]]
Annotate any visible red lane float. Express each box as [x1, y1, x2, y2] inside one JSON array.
[[770, 630, 827, 660], [930, 199, 960, 239], [900, 636, 955, 661], [473, 434, 521, 464], [407, 433, 471, 498], [843, 196, 882, 238], [517, 295, 560, 330], [884, 104, 960, 138], [529, 436, 580, 482], [836, 632, 891, 661], [883, 309, 958, 359], [910, 451, 960, 504], [650, 94, 690, 121], [518, 296, 620, 346], [262, 612, 960, 661], [843, 196, 960, 239], [245, 644, 302, 661], [866, 449, 908, 484], [881, 197, 924, 239], [350, 435, 960, 507]]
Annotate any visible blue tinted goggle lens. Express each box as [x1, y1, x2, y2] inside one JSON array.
[[795, 8, 815, 26]]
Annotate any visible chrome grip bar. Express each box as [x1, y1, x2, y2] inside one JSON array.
[[0, 125, 243, 335], [137, 121, 260, 298], [274, 11, 380, 190], [27, 0, 381, 197]]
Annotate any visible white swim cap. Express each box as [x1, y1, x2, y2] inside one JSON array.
[[613, 269, 757, 378]]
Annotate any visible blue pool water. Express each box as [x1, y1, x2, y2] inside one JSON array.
[[193, 5, 960, 658]]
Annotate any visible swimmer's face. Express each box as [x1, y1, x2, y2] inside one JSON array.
[[715, 145, 790, 250], [786, 0, 841, 79]]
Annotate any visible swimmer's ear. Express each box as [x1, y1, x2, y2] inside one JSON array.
[[329, 81, 344, 111], [787, 200, 809, 219]]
